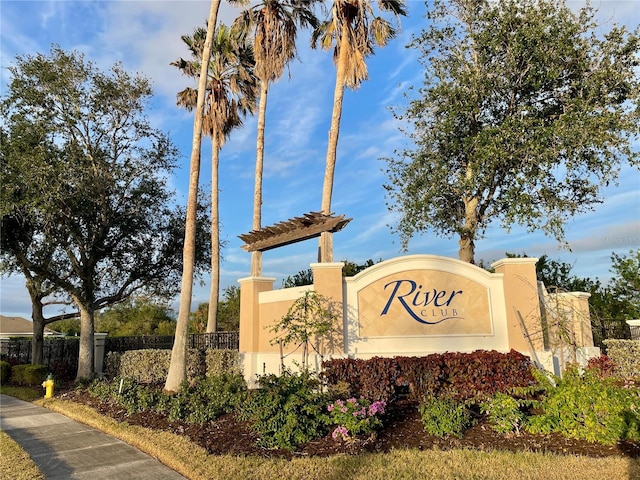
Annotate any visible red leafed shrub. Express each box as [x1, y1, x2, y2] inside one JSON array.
[[321, 357, 399, 402], [586, 354, 617, 378], [395, 355, 444, 402], [321, 350, 535, 404], [439, 350, 536, 400]]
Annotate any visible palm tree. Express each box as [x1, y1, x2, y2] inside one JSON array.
[[172, 24, 258, 334], [312, 0, 406, 262], [165, 0, 221, 394], [234, 0, 320, 276]]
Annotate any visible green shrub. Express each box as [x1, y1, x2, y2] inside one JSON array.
[[104, 351, 122, 379], [121, 380, 167, 415], [168, 373, 247, 424], [238, 371, 329, 450], [525, 365, 640, 444], [419, 395, 475, 438], [88, 377, 167, 415], [0, 361, 11, 383], [87, 376, 117, 400], [117, 350, 170, 383], [10, 365, 48, 386], [88, 373, 247, 424], [480, 392, 525, 434]]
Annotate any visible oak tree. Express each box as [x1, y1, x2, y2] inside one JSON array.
[[1, 47, 210, 380], [384, 0, 639, 263]]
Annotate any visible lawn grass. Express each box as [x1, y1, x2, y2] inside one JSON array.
[[1, 384, 43, 402], [0, 431, 45, 480], [2, 386, 638, 480], [0, 385, 47, 479]]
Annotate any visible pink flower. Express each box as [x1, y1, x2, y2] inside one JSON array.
[[368, 401, 386, 416], [332, 426, 349, 440]]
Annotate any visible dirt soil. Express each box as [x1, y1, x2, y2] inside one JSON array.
[[58, 389, 639, 460]]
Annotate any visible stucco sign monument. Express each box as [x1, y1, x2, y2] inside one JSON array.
[[238, 251, 598, 383]]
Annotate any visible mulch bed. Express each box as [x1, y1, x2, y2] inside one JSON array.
[[58, 389, 639, 460]]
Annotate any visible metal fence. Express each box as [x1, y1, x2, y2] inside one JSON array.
[[104, 332, 239, 353], [4, 337, 80, 381], [3, 332, 239, 378], [591, 319, 632, 349]]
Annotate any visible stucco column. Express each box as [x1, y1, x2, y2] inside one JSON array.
[[238, 276, 275, 353], [553, 292, 594, 348], [311, 262, 345, 354], [491, 258, 543, 353], [93, 333, 108, 374]]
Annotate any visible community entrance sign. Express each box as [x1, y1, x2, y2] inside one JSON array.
[[343, 255, 509, 357], [358, 270, 492, 335], [238, 254, 598, 384]]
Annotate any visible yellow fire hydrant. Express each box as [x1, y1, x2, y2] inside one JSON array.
[[42, 374, 54, 399]]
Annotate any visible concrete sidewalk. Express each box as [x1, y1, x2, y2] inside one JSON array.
[[0, 394, 186, 479]]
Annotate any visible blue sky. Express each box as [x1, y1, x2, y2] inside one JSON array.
[[1, 0, 639, 320]]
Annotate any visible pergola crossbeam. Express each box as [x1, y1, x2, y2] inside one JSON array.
[[238, 211, 351, 252]]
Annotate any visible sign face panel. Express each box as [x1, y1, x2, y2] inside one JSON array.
[[357, 269, 493, 337]]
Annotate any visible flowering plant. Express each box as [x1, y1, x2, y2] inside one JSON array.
[[327, 397, 386, 441]]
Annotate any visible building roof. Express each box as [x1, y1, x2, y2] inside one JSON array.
[[0, 315, 59, 337]]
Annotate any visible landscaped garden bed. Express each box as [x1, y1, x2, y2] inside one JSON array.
[[49, 350, 639, 461]]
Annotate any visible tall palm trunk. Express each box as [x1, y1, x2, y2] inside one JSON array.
[[251, 79, 269, 276], [207, 137, 221, 332], [165, 0, 221, 393], [319, 30, 351, 263]]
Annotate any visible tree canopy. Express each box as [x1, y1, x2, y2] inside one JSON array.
[[1, 46, 210, 380], [189, 286, 241, 333], [384, 0, 640, 264], [97, 298, 176, 336]]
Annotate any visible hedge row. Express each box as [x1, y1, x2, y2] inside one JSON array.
[[321, 350, 536, 403], [104, 349, 240, 384], [6, 364, 48, 386], [0, 360, 11, 383], [603, 339, 640, 378]]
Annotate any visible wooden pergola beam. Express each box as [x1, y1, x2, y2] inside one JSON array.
[[238, 211, 352, 252]]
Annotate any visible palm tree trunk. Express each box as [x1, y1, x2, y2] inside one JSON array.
[[251, 80, 269, 276], [207, 137, 221, 333], [319, 32, 350, 263], [165, 0, 221, 393]]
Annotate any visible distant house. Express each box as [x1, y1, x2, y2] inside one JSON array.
[[0, 315, 61, 355], [0, 315, 60, 339]]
